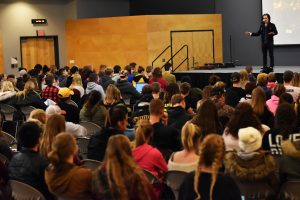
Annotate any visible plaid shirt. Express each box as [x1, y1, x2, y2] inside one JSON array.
[[41, 86, 59, 103]]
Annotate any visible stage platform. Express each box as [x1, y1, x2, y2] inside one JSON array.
[[173, 66, 300, 89]]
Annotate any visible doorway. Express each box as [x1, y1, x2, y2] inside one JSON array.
[[20, 36, 59, 70], [170, 30, 215, 71]]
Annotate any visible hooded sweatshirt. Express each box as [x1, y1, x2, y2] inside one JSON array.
[[85, 82, 106, 99], [45, 163, 92, 200], [132, 144, 167, 180], [167, 106, 191, 131]]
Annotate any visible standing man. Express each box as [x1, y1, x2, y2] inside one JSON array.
[[245, 14, 278, 73]]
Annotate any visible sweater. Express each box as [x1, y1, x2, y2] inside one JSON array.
[[266, 95, 279, 115], [85, 82, 106, 99], [80, 104, 107, 127]]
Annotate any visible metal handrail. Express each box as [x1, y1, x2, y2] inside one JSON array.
[[151, 45, 171, 67], [162, 44, 189, 72]]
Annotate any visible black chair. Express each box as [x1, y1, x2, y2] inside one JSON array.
[[165, 171, 188, 200], [79, 121, 102, 137], [10, 180, 46, 200], [143, 169, 160, 185], [66, 100, 78, 108], [1, 131, 17, 150], [77, 137, 90, 159], [280, 181, 300, 199], [235, 180, 275, 200], [20, 106, 36, 120], [82, 159, 102, 170], [0, 104, 17, 121]]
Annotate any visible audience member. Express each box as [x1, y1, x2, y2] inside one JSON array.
[[58, 68, 69, 87], [179, 134, 241, 200], [162, 62, 176, 84], [27, 109, 46, 131], [149, 67, 167, 91], [112, 65, 121, 82], [180, 82, 196, 115], [0, 131, 13, 160], [92, 135, 156, 200], [163, 83, 180, 107], [208, 75, 221, 86], [225, 72, 246, 107], [103, 84, 125, 109], [41, 74, 60, 103], [124, 65, 134, 83], [57, 88, 80, 123], [151, 82, 163, 100], [45, 132, 92, 199], [0, 81, 17, 104], [168, 122, 202, 172], [223, 102, 265, 151], [86, 73, 105, 98], [283, 70, 300, 102], [9, 122, 53, 199], [191, 99, 223, 136], [267, 72, 277, 90], [245, 65, 256, 82], [101, 67, 115, 90], [197, 85, 212, 109], [291, 72, 300, 87], [69, 73, 85, 98], [239, 69, 249, 89], [65, 66, 79, 87], [279, 92, 294, 105], [239, 82, 256, 104], [116, 73, 141, 102], [266, 84, 286, 115], [132, 120, 167, 181], [88, 106, 128, 161], [257, 73, 272, 100], [80, 90, 107, 127], [133, 66, 150, 84]]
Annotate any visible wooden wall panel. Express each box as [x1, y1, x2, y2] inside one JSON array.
[[66, 14, 223, 70], [0, 32, 4, 73]]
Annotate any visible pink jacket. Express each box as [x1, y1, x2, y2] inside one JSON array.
[[266, 95, 279, 115], [132, 144, 167, 180]]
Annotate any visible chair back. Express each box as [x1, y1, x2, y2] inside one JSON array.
[[165, 171, 188, 200], [1, 131, 17, 150], [10, 180, 46, 200], [76, 137, 90, 159], [0, 153, 9, 166], [122, 94, 132, 106], [66, 100, 78, 108], [82, 159, 102, 170], [280, 181, 300, 199], [20, 106, 36, 120], [79, 121, 102, 137], [0, 104, 17, 121], [235, 179, 275, 199], [143, 169, 160, 184]]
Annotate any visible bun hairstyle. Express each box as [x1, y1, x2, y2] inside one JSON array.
[[181, 122, 202, 152], [47, 132, 77, 171], [134, 120, 153, 147], [194, 134, 225, 200]]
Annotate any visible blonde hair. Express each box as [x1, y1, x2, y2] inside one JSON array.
[[104, 84, 121, 105], [17, 80, 37, 98], [240, 70, 249, 82], [0, 81, 15, 92], [134, 120, 153, 147], [214, 81, 225, 90], [29, 109, 46, 124], [69, 73, 83, 88], [47, 132, 77, 171], [194, 134, 225, 200], [98, 135, 152, 200], [292, 72, 300, 87], [181, 122, 202, 152], [257, 73, 268, 86], [251, 87, 266, 116], [40, 114, 66, 157]]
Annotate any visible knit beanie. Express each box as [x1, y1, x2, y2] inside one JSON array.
[[238, 127, 262, 153]]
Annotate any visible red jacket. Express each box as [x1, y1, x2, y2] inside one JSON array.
[[132, 144, 167, 180]]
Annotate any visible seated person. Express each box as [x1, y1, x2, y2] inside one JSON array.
[[41, 74, 59, 103], [57, 88, 80, 124], [225, 72, 246, 108], [8, 122, 53, 199], [116, 73, 141, 104], [88, 106, 128, 161], [45, 132, 92, 199], [168, 122, 202, 173], [167, 94, 192, 131]]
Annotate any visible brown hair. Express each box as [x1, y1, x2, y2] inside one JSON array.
[[171, 94, 185, 105], [29, 109, 46, 124], [194, 134, 225, 200], [180, 82, 191, 95], [251, 87, 266, 116], [181, 122, 202, 152], [134, 120, 153, 147], [40, 114, 66, 157], [149, 99, 164, 116], [268, 72, 276, 82], [104, 84, 121, 105], [100, 135, 152, 200], [274, 84, 286, 97], [47, 132, 77, 171], [151, 82, 161, 93], [164, 83, 180, 105], [292, 72, 300, 87]]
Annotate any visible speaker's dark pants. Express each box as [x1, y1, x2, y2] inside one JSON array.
[[262, 42, 274, 68]]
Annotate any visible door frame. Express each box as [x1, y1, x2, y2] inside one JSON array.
[[20, 35, 59, 68], [170, 30, 215, 68]]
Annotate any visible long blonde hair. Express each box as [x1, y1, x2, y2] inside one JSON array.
[[240, 70, 249, 88], [194, 134, 225, 200], [69, 73, 83, 88], [251, 87, 266, 116], [0, 81, 15, 93], [181, 122, 202, 152], [17, 80, 37, 99], [104, 84, 121, 105], [40, 114, 66, 157], [100, 135, 152, 200], [292, 72, 300, 87]]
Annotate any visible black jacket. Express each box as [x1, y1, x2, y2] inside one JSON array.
[[116, 80, 141, 99], [8, 148, 53, 199], [252, 22, 278, 44], [14, 90, 47, 110], [167, 106, 191, 131], [88, 128, 124, 161], [58, 101, 80, 124], [101, 75, 115, 91]]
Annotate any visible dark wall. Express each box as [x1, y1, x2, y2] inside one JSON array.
[[77, 0, 130, 18], [216, 0, 300, 66], [130, 0, 215, 15]]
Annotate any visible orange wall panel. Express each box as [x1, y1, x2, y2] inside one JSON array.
[[0, 32, 4, 73]]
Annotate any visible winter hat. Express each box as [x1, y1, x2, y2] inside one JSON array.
[[238, 127, 262, 153]]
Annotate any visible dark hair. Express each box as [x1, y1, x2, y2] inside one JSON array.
[[129, 62, 137, 68], [180, 76, 192, 84], [141, 84, 152, 95], [171, 94, 184, 105], [19, 67, 27, 72], [85, 90, 102, 117], [191, 99, 222, 136], [43, 65, 50, 74], [283, 70, 294, 83], [34, 64, 43, 71], [151, 82, 161, 93], [125, 65, 132, 75], [180, 82, 191, 95], [89, 73, 99, 82], [17, 122, 42, 148], [28, 69, 39, 77], [209, 75, 221, 86], [244, 82, 257, 95], [274, 84, 286, 97], [7, 74, 15, 79], [45, 74, 54, 87], [279, 93, 294, 104], [58, 68, 66, 76], [104, 68, 113, 76], [226, 102, 263, 139], [164, 83, 180, 104], [107, 106, 128, 128], [70, 66, 79, 75], [262, 13, 271, 21], [152, 67, 162, 81], [164, 62, 172, 71], [146, 66, 152, 73], [149, 99, 164, 116], [113, 65, 121, 74], [275, 103, 297, 139], [137, 66, 145, 74], [245, 66, 253, 73]]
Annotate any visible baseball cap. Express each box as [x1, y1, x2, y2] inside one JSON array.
[[58, 88, 74, 98], [45, 105, 66, 116]]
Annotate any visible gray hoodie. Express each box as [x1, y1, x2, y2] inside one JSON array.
[[85, 82, 105, 99]]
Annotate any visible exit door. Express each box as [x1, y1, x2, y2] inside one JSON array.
[[171, 30, 215, 71], [20, 36, 59, 70]]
